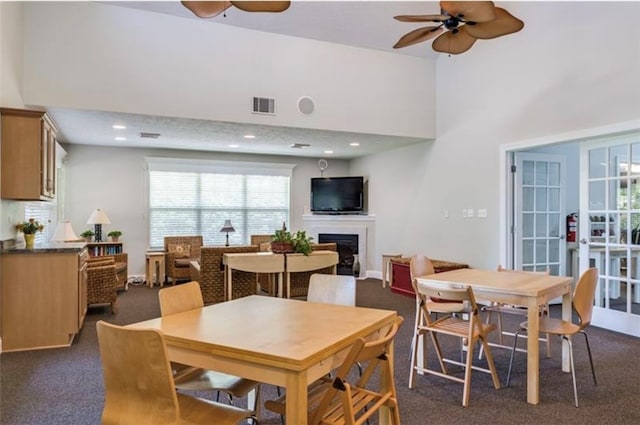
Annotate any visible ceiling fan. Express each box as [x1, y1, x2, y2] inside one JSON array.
[[393, 1, 524, 55], [181, 1, 291, 19]]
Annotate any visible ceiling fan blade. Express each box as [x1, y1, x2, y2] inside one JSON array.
[[440, 1, 496, 22], [432, 25, 477, 55], [394, 14, 448, 23], [181, 1, 232, 18], [394, 26, 444, 49], [231, 1, 291, 13], [465, 7, 524, 39]]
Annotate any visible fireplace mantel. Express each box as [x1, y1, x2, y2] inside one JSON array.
[[302, 214, 375, 278]]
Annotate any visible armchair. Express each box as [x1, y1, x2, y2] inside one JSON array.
[[199, 245, 259, 304], [87, 257, 119, 314], [88, 253, 128, 291], [164, 236, 203, 284]]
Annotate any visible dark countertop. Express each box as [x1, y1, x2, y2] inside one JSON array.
[[1, 241, 87, 255]]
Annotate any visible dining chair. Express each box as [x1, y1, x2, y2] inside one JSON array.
[[409, 281, 501, 407], [307, 273, 356, 306], [158, 281, 261, 417], [481, 265, 551, 358], [506, 267, 599, 407], [408, 254, 466, 361], [270, 273, 358, 424], [264, 316, 404, 425], [96, 320, 253, 425]]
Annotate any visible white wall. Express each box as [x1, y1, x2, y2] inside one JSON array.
[[22, 1, 436, 139], [356, 1, 640, 270], [0, 1, 25, 241], [64, 144, 349, 275]]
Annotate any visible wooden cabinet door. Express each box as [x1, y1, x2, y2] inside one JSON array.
[[41, 117, 56, 199]]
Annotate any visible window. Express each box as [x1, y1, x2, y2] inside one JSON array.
[[147, 158, 294, 249], [24, 201, 56, 244]]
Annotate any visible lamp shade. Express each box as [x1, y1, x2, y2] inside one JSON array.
[[86, 209, 111, 225], [220, 220, 235, 233], [51, 221, 79, 242]]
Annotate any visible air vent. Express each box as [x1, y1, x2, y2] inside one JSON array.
[[290, 143, 310, 149], [140, 132, 161, 139], [252, 97, 276, 115]]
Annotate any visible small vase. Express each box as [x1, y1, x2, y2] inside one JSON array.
[[24, 233, 35, 249], [352, 254, 360, 278]]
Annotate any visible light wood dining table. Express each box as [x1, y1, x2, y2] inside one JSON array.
[[416, 268, 573, 405], [129, 295, 398, 424]]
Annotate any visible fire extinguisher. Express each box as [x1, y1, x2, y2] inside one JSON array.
[[566, 213, 578, 242]]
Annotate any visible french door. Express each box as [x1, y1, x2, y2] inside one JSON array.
[[580, 136, 640, 336], [514, 152, 566, 276]]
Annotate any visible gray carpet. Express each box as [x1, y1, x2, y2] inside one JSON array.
[[1, 279, 639, 424]]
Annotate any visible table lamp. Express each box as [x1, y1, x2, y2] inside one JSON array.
[[51, 221, 79, 242], [220, 220, 235, 246], [86, 209, 111, 242]]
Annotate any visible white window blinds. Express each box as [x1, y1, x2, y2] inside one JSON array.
[[24, 201, 56, 244], [146, 158, 294, 249]]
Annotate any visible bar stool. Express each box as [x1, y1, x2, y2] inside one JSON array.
[[381, 253, 402, 288]]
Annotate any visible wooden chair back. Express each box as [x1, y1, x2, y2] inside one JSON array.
[[573, 268, 598, 328], [158, 281, 204, 316], [307, 274, 356, 306], [310, 316, 404, 425], [96, 321, 180, 424], [417, 283, 479, 322], [409, 254, 435, 280]]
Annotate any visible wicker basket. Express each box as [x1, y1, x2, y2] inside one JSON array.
[[270, 242, 295, 254]]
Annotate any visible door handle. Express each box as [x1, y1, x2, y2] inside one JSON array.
[[580, 238, 588, 244]]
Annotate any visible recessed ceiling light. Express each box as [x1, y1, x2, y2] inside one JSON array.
[[112, 124, 126, 130], [350, 142, 360, 147], [115, 136, 126, 141], [243, 134, 256, 139], [229, 144, 239, 148], [324, 150, 334, 154]]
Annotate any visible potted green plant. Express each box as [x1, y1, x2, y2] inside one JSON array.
[[107, 230, 122, 242], [80, 229, 95, 242], [271, 223, 294, 253], [15, 218, 44, 249], [291, 230, 314, 256], [270, 223, 314, 255]]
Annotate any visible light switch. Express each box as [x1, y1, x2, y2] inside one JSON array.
[[478, 209, 488, 218], [444, 209, 450, 218], [467, 209, 474, 218], [462, 209, 468, 218]]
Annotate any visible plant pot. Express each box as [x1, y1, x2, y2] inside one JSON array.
[[24, 233, 35, 249], [270, 242, 295, 254], [111, 237, 119, 242]]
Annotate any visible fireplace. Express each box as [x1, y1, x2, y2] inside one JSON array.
[[319, 233, 358, 276], [303, 214, 374, 279]]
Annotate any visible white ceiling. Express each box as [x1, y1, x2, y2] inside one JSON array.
[[49, 1, 446, 159]]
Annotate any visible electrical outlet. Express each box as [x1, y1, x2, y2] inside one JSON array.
[[478, 209, 488, 218], [462, 209, 468, 218], [467, 208, 474, 218], [444, 209, 450, 218]]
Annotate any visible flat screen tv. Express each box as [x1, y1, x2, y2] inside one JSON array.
[[310, 176, 364, 214]]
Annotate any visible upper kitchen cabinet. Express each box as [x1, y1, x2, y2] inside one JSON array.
[[1, 107, 57, 200]]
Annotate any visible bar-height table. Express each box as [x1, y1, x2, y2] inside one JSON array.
[[129, 295, 398, 425], [416, 268, 573, 405]]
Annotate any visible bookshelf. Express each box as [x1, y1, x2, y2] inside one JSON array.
[[86, 241, 123, 257]]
